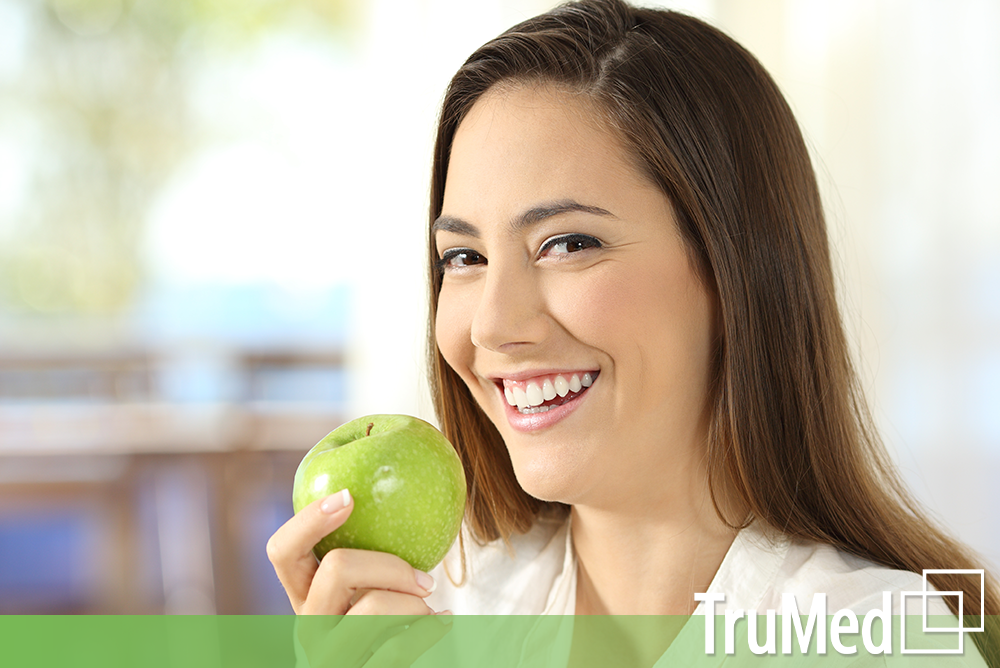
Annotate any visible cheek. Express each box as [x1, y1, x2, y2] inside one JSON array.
[[549, 260, 715, 384], [543, 263, 646, 344], [434, 285, 474, 375]]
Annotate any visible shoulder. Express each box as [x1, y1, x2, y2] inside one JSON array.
[[426, 508, 571, 614], [706, 525, 989, 667], [714, 523, 948, 616], [770, 536, 934, 614]]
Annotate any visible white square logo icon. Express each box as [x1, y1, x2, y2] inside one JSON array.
[[900, 569, 984, 655]]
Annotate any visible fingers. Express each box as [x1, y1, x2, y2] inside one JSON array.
[[364, 615, 453, 668], [267, 487, 438, 619], [298, 613, 451, 668], [267, 489, 353, 613], [296, 614, 418, 668], [347, 589, 434, 616], [301, 548, 437, 615]]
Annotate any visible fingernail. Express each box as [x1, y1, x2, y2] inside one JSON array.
[[320, 489, 351, 514], [415, 570, 436, 593], [437, 610, 453, 624]]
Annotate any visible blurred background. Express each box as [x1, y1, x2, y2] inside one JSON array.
[[0, 0, 996, 613]]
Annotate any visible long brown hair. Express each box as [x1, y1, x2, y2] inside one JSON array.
[[425, 0, 996, 660]]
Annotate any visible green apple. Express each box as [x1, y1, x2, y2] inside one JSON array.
[[292, 414, 466, 572]]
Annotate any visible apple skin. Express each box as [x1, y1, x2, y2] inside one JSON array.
[[292, 414, 466, 572]]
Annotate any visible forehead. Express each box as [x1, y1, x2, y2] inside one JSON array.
[[442, 84, 657, 222], [456, 84, 608, 157]]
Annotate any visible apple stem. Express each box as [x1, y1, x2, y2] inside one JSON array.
[[366, 422, 374, 437]]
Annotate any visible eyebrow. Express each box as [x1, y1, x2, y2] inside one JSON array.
[[431, 200, 615, 238]]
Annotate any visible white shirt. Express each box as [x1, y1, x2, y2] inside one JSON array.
[[426, 512, 989, 666]]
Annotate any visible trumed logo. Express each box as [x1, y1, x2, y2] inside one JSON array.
[[900, 569, 985, 655], [697, 568, 987, 657]]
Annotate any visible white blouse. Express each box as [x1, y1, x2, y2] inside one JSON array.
[[426, 512, 989, 666]]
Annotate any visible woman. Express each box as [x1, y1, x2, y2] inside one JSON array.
[[269, 0, 996, 664]]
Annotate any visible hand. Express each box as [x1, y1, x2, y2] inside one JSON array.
[[267, 489, 452, 666], [267, 488, 440, 615]]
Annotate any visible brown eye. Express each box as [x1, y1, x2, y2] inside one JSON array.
[[540, 234, 603, 256], [437, 248, 486, 273]]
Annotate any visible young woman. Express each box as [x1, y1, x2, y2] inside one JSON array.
[[269, 0, 996, 664]]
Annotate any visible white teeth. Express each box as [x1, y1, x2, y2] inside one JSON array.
[[541, 379, 556, 401], [512, 386, 528, 410], [526, 382, 544, 407], [506, 372, 596, 412]]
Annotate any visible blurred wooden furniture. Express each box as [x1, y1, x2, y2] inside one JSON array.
[[0, 346, 346, 613]]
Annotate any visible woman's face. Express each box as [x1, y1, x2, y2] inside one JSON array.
[[434, 85, 718, 510]]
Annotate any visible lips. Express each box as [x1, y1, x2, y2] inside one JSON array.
[[499, 371, 598, 414]]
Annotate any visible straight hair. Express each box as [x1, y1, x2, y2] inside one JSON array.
[[425, 1, 996, 661]]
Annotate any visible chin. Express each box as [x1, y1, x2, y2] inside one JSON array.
[[508, 449, 588, 505]]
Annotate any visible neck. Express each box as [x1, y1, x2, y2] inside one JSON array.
[[571, 493, 737, 615]]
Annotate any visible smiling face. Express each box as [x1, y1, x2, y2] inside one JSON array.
[[434, 85, 718, 510]]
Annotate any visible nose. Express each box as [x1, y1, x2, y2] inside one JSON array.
[[470, 259, 549, 353]]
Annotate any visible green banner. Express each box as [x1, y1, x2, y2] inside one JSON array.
[[0, 614, 993, 667]]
